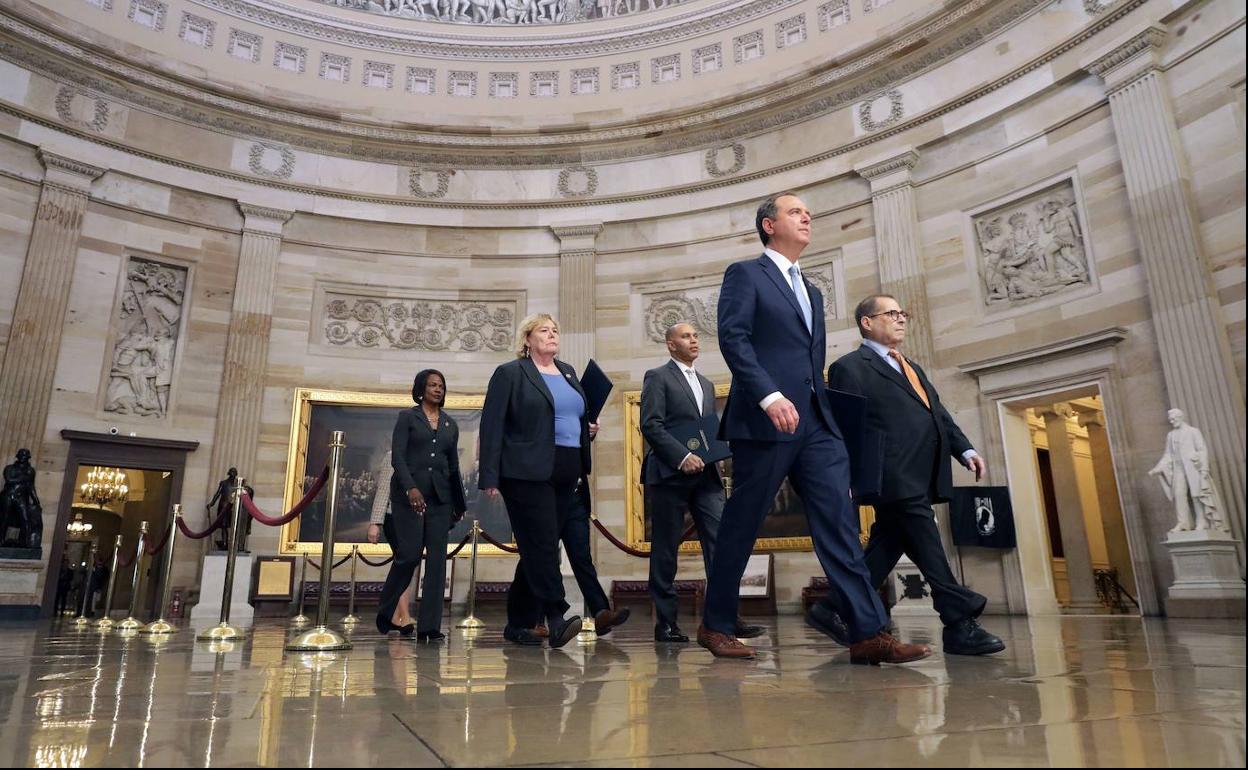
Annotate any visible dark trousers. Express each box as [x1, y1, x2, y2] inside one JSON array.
[[704, 396, 886, 641], [856, 496, 986, 626], [561, 492, 611, 618], [500, 446, 584, 628], [377, 499, 451, 634], [648, 470, 723, 627]]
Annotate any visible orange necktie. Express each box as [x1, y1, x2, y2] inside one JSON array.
[[888, 350, 931, 410]]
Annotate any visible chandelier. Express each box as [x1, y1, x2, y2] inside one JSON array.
[[66, 512, 93, 536], [80, 467, 129, 509]]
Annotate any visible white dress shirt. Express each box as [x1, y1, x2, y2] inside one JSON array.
[[859, 340, 978, 464], [673, 357, 704, 414], [760, 247, 813, 411]]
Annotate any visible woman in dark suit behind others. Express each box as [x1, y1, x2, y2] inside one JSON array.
[[479, 313, 627, 649], [376, 369, 467, 641]]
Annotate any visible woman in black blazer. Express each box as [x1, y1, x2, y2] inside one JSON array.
[[376, 369, 467, 641], [479, 313, 627, 649]]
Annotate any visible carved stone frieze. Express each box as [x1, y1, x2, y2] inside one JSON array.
[[408, 168, 452, 198], [104, 257, 187, 419], [971, 178, 1093, 309], [641, 259, 839, 342], [704, 143, 746, 177], [322, 293, 516, 353], [248, 142, 296, 178], [306, 0, 686, 24], [858, 89, 904, 132], [54, 86, 110, 133], [557, 166, 598, 197]]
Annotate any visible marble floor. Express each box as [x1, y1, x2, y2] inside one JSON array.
[[0, 612, 1242, 767]]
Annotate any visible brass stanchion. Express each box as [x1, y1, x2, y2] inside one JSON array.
[[291, 556, 310, 627], [197, 478, 247, 642], [95, 535, 124, 630], [118, 521, 150, 630], [73, 543, 99, 629], [141, 505, 182, 635], [287, 431, 351, 651], [457, 519, 485, 630], [341, 545, 360, 626], [577, 601, 597, 645]]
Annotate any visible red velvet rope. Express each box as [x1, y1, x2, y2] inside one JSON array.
[[176, 507, 229, 540], [307, 553, 352, 571], [591, 518, 696, 558], [478, 528, 520, 554], [355, 531, 472, 568], [144, 523, 173, 555], [241, 466, 330, 527], [115, 548, 135, 570]]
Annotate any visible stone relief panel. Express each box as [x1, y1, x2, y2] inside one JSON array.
[[639, 255, 842, 343], [704, 143, 746, 177], [971, 178, 1093, 309], [319, 287, 521, 355], [817, 0, 849, 31], [248, 142, 296, 178], [306, 0, 692, 25], [558, 166, 598, 197], [55, 87, 110, 133], [127, 0, 167, 30], [858, 89, 904, 132], [227, 28, 262, 62], [104, 257, 187, 419], [408, 168, 453, 198]]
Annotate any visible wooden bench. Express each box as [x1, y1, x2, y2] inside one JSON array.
[[473, 581, 512, 605], [801, 576, 897, 614], [610, 579, 705, 620]]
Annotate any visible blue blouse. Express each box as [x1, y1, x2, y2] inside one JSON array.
[[541, 372, 585, 448]]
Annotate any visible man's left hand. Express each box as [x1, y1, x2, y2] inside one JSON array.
[[966, 455, 987, 482]]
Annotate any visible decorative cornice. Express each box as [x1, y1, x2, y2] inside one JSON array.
[[0, 0, 1050, 165], [854, 149, 920, 181], [37, 149, 105, 184], [238, 202, 294, 233], [1086, 24, 1166, 81], [551, 224, 604, 239], [957, 327, 1127, 379]]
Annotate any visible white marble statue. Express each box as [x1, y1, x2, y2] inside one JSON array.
[[1149, 408, 1229, 536]]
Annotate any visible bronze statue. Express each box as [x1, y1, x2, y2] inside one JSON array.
[[1, 449, 43, 550], [207, 467, 254, 552]]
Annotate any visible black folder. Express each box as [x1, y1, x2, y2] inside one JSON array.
[[660, 415, 732, 478], [581, 359, 613, 422]]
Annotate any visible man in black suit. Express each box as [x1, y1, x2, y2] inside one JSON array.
[[641, 322, 764, 643], [817, 294, 1004, 656], [697, 191, 930, 664]]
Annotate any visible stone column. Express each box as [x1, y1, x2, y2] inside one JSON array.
[[0, 150, 104, 459], [551, 223, 602, 371], [206, 204, 293, 489], [1040, 404, 1102, 610], [1088, 26, 1247, 562], [1077, 409, 1136, 595], [854, 149, 934, 366]]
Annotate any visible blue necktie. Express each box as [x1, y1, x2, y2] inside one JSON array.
[[789, 265, 813, 333]]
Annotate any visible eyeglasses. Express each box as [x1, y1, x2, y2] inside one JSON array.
[[868, 309, 911, 322]]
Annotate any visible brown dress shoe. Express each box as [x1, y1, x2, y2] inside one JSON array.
[[531, 623, 549, 639], [696, 626, 755, 659], [849, 632, 931, 665], [594, 607, 631, 636]]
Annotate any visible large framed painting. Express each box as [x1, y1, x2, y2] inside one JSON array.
[[280, 388, 515, 556]]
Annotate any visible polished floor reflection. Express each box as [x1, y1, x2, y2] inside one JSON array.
[[0, 613, 1242, 767]]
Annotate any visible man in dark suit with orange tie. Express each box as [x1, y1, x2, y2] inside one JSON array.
[[815, 294, 1005, 656], [697, 191, 930, 665]]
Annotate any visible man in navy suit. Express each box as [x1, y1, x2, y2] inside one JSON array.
[[696, 191, 931, 664]]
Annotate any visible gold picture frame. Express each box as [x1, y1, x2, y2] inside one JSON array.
[[280, 387, 514, 556], [624, 384, 817, 554]]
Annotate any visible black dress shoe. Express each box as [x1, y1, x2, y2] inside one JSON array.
[[547, 616, 583, 649], [943, 618, 1005, 656], [377, 616, 416, 636], [734, 621, 765, 639], [503, 624, 544, 646], [805, 602, 852, 646], [417, 630, 446, 643], [654, 624, 690, 643]]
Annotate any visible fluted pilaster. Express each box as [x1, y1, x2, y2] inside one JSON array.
[[1041, 404, 1102, 610], [854, 150, 934, 366], [207, 203, 293, 488], [551, 223, 602, 372], [0, 150, 104, 459], [1089, 26, 1246, 559]]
